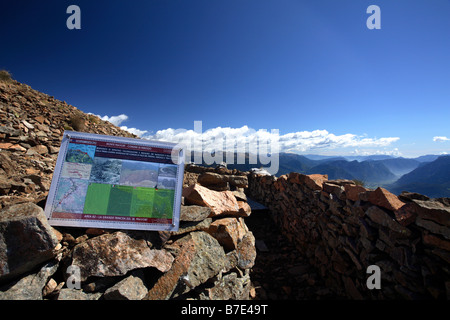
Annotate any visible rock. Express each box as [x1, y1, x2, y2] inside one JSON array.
[[232, 188, 247, 202], [344, 184, 368, 202], [342, 277, 363, 300], [57, 288, 102, 300], [171, 218, 212, 236], [0, 143, 12, 150], [398, 192, 430, 203], [416, 217, 450, 240], [236, 231, 256, 269], [197, 172, 248, 189], [197, 172, 228, 189], [323, 182, 344, 199], [365, 206, 411, 237], [368, 187, 405, 211], [207, 217, 248, 251], [145, 231, 226, 300], [228, 175, 248, 188], [422, 234, 450, 251], [48, 146, 59, 154], [183, 184, 239, 216], [305, 174, 328, 190], [199, 272, 251, 300], [0, 202, 59, 282], [69, 231, 174, 282], [21, 120, 34, 130], [180, 205, 211, 222], [27, 145, 48, 155], [103, 271, 148, 300], [42, 278, 58, 297], [0, 256, 60, 300], [0, 125, 20, 136], [412, 199, 450, 227], [237, 201, 252, 217], [0, 176, 12, 195], [394, 202, 417, 226], [0, 153, 15, 175]]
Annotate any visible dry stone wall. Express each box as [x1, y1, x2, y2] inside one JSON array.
[[247, 171, 450, 299]]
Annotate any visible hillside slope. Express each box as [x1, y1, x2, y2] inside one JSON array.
[[0, 79, 136, 208]]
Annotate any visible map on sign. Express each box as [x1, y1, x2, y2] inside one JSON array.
[[44, 131, 184, 231]]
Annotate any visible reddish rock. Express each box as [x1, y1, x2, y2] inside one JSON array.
[[423, 234, 450, 251], [413, 199, 450, 227], [0, 142, 13, 149], [28, 145, 48, 155], [394, 202, 417, 226], [368, 187, 405, 211], [237, 201, 252, 217], [288, 172, 327, 190], [365, 206, 411, 237], [344, 184, 368, 202], [304, 174, 328, 190], [182, 184, 239, 216], [207, 217, 248, 251]]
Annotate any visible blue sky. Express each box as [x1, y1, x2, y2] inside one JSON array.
[[1, 0, 449, 157]]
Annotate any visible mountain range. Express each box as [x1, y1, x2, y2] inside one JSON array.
[[188, 152, 450, 198]]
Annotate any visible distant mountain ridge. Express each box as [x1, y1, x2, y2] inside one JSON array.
[[187, 151, 449, 198], [387, 155, 450, 198]]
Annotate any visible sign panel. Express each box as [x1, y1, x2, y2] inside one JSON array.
[[44, 131, 184, 231]]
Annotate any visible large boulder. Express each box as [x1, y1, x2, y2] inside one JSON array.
[[68, 231, 174, 282], [0, 202, 59, 283], [367, 187, 405, 212], [182, 184, 239, 217]]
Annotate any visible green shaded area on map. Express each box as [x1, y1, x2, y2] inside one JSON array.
[[83, 183, 173, 219], [152, 189, 175, 218], [83, 183, 111, 215]]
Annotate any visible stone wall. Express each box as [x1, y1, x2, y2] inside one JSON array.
[[247, 171, 450, 299]]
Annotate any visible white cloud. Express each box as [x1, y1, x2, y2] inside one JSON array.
[[143, 125, 399, 154], [92, 114, 401, 154], [351, 148, 402, 157], [88, 113, 129, 126], [119, 126, 148, 137], [433, 136, 450, 142]]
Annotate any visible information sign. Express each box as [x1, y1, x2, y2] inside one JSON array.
[[44, 131, 184, 231]]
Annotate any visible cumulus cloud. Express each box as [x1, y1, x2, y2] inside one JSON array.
[[143, 124, 399, 154], [89, 113, 129, 126], [351, 148, 402, 157], [433, 136, 450, 142], [93, 114, 400, 154], [119, 126, 148, 137]]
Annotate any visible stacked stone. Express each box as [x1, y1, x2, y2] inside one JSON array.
[[247, 171, 450, 299]]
